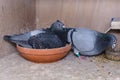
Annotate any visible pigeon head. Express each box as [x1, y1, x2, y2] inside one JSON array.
[[49, 20, 69, 44], [50, 20, 65, 32], [109, 34, 117, 49]]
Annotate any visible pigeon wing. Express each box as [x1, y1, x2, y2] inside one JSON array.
[[72, 28, 96, 52], [28, 33, 64, 49]]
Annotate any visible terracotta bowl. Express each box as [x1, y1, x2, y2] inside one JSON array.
[[105, 49, 120, 61], [16, 44, 71, 63]]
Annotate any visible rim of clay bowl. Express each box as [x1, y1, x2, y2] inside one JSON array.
[[16, 44, 71, 55]]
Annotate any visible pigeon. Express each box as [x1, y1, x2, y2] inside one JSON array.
[[4, 28, 65, 49], [4, 29, 45, 48], [50, 20, 117, 56], [28, 31, 65, 49], [50, 20, 68, 45]]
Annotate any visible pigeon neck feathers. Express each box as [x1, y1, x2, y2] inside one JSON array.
[[50, 27, 72, 44], [97, 33, 117, 48], [108, 34, 117, 48], [49, 20, 71, 44]]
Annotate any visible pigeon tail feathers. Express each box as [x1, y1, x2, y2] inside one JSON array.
[[3, 35, 12, 41]]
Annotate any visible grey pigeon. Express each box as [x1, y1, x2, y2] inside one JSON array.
[[50, 20, 117, 56], [4, 29, 45, 48], [28, 31, 65, 49], [4, 28, 65, 49]]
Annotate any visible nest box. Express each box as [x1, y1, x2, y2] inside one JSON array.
[[106, 18, 120, 33]]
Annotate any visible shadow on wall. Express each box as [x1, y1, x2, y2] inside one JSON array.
[[0, 0, 36, 58]]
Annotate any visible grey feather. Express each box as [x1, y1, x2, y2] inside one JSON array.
[[4, 27, 65, 49], [3, 29, 52, 48], [28, 32, 65, 49]]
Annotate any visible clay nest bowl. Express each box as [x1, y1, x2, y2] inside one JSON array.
[[16, 44, 71, 63], [105, 49, 120, 61]]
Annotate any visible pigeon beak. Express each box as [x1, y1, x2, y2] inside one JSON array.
[[63, 25, 65, 28], [112, 43, 116, 49]]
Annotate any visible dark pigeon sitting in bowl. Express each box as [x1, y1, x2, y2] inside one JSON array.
[[28, 31, 65, 49], [50, 20, 117, 57], [3, 24, 65, 49]]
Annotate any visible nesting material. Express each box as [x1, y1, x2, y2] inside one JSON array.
[[16, 44, 71, 63], [105, 49, 120, 61]]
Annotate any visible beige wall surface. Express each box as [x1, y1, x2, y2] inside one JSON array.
[[1, 0, 120, 58], [36, 0, 120, 50], [36, 0, 120, 32], [0, 0, 35, 58]]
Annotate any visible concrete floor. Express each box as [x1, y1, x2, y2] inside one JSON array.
[[0, 52, 120, 80]]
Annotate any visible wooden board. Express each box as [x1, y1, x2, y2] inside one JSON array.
[[36, 0, 120, 32]]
